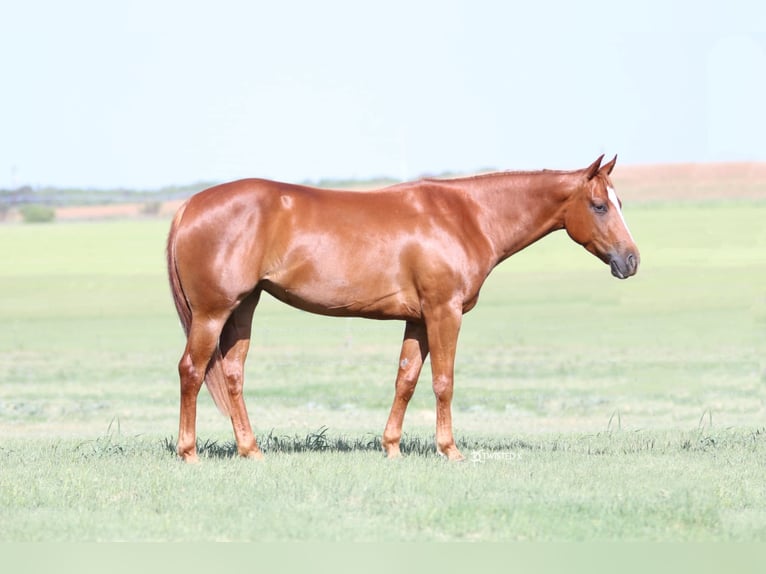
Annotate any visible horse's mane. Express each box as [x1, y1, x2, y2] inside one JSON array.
[[423, 168, 577, 184]]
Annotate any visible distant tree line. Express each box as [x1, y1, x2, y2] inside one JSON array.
[[0, 171, 495, 219], [0, 182, 215, 209]]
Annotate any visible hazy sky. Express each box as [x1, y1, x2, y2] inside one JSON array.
[[1, 0, 765, 189]]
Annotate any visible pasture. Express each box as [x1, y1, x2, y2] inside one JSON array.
[[0, 196, 765, 541]]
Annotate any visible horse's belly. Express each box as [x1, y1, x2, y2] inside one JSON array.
[[262, 275, 419, 320]]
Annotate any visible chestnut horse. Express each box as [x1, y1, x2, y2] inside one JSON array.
[[166, 154, 639, 462]]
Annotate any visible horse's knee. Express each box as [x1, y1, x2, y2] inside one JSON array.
[[432, 374, 453, 401]]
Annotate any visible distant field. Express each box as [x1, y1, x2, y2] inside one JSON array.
[[0, 182, 765, 540], [615, 161, 766, 202]]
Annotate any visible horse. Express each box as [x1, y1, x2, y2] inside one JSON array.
[[166, 154, 639, 462]]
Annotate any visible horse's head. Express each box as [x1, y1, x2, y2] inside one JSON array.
[[563, 154, 640, 279]]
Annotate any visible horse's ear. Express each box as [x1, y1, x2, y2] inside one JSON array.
[[585, 154, 605, 180], [600, 154, 617, 176]]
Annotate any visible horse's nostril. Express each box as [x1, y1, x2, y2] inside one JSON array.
[[627, 253, 637, 271]]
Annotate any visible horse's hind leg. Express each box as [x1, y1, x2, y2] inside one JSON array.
[[382, 321, 429, 458], [219, 290, 262, 459], [177, 313, 229, 463]]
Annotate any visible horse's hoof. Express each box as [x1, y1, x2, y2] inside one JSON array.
[[438, 446, 465, 462], [243, 450, 265, 461], [179, 452, 200, 464]]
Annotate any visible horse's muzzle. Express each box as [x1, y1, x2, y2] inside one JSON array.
[[609, 251, 639, 279]]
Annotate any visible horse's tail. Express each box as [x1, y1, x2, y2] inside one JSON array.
[[166, 200, 232, 417], [166, 201, 192, 337]]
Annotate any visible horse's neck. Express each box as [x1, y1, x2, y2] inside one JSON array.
[[467, 171, 579, 265]]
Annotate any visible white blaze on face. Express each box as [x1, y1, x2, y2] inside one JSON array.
[[607, 186, 634, 242]]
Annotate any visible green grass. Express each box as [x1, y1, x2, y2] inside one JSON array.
[[1, 430, 765, 541], [1, 201, 765, 540]]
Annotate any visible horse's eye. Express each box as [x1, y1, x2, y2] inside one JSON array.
[[592, 203, 608, 214]]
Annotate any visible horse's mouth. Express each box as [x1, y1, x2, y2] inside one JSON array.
[[610, 260, 627, 279], [610, 252, 639, 279]]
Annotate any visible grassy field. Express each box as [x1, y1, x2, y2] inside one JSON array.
[[0, 199, 765, 541]]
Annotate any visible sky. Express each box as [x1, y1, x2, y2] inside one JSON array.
[[1, 0, 765, 189]]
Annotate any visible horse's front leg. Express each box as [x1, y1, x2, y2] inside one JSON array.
[[382, 321, 429, 458], [424, 302, 464, 461]]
